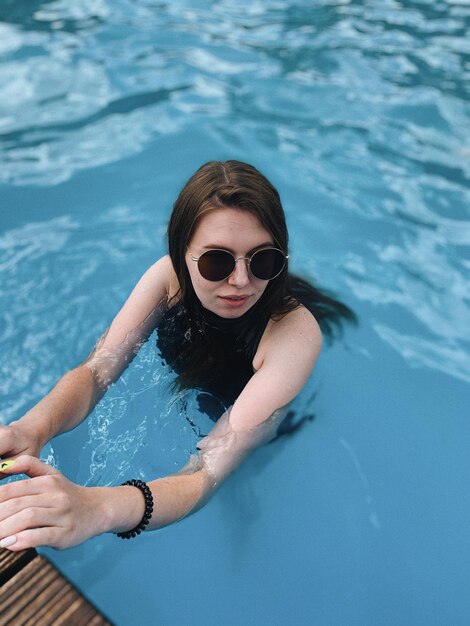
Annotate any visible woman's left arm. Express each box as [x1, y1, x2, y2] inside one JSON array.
[[0, 306, 322, 550], [0, 457, 215, 550]]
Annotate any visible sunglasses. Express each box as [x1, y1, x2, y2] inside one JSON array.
[[190, 247, 288, 282]]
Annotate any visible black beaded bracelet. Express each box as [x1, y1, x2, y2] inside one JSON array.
[[115, 479, 154, 539]]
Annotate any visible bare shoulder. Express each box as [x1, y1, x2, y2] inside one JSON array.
[[135, 255, 179, 299], [273, 305, 321, 339], [142, 254, 173, 285], [254, 305, 322, 370], [163, 255, 180, 300], [90, 255, 177, 351]]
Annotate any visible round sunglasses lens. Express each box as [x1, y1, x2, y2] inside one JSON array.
[[250, 249, 285, 280], [198, 250, 235, 281]]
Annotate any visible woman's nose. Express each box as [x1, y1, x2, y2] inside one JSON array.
[[227, 258, 250, 286]]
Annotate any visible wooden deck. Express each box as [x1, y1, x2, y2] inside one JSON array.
[[0, 547, 113, 626]]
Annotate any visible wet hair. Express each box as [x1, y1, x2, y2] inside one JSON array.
[[167, 160, 356, 390]]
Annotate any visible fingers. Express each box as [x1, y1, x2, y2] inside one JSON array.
[[0, 460, 100, 551], [0, 479, 41, 505], [0, 427, 16, 480], [0, 425, 14, 454], [0, 458, 67, 550], [0, 493, 55, 522], [1, 527, 59, 551], [0, 505, 58, 546], [0, 491, 72, 550], [0, 455, 58, 479], [0, 425, 38, 480]]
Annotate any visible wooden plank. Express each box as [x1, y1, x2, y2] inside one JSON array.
[[0, 548, 113, 626], [0, 547, 37, 587]]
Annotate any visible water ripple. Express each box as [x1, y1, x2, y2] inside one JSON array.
[[374, 323, 470, 384], [1, 0, 469, 384], [0, 207, 163, 423]]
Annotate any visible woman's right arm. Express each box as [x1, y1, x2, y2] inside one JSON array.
[[0, 256, 176, 464], [0, 367, 106, 460]]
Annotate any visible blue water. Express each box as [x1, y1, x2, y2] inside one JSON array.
[[1, 1, 469, 624]]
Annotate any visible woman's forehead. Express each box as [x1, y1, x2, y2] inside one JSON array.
[[189, 208, 273, 248]]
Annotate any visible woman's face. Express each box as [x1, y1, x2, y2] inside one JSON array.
[[185, 207, 273, 318]]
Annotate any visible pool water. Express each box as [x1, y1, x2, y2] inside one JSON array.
[[1, 1, 469, 624]]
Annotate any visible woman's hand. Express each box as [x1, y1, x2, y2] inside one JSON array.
[[0, 455, 110, 551], [0, 422, 42, 476]]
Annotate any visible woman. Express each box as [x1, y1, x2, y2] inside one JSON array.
[[0, 161, 354, 550]]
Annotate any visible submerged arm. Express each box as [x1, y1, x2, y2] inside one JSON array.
[[130, 406, 288, 531]]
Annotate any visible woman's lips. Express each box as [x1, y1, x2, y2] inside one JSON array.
[[218, 295, 251, 308]]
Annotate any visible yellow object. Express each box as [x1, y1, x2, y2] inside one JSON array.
[[0, 460, 16, 471]]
